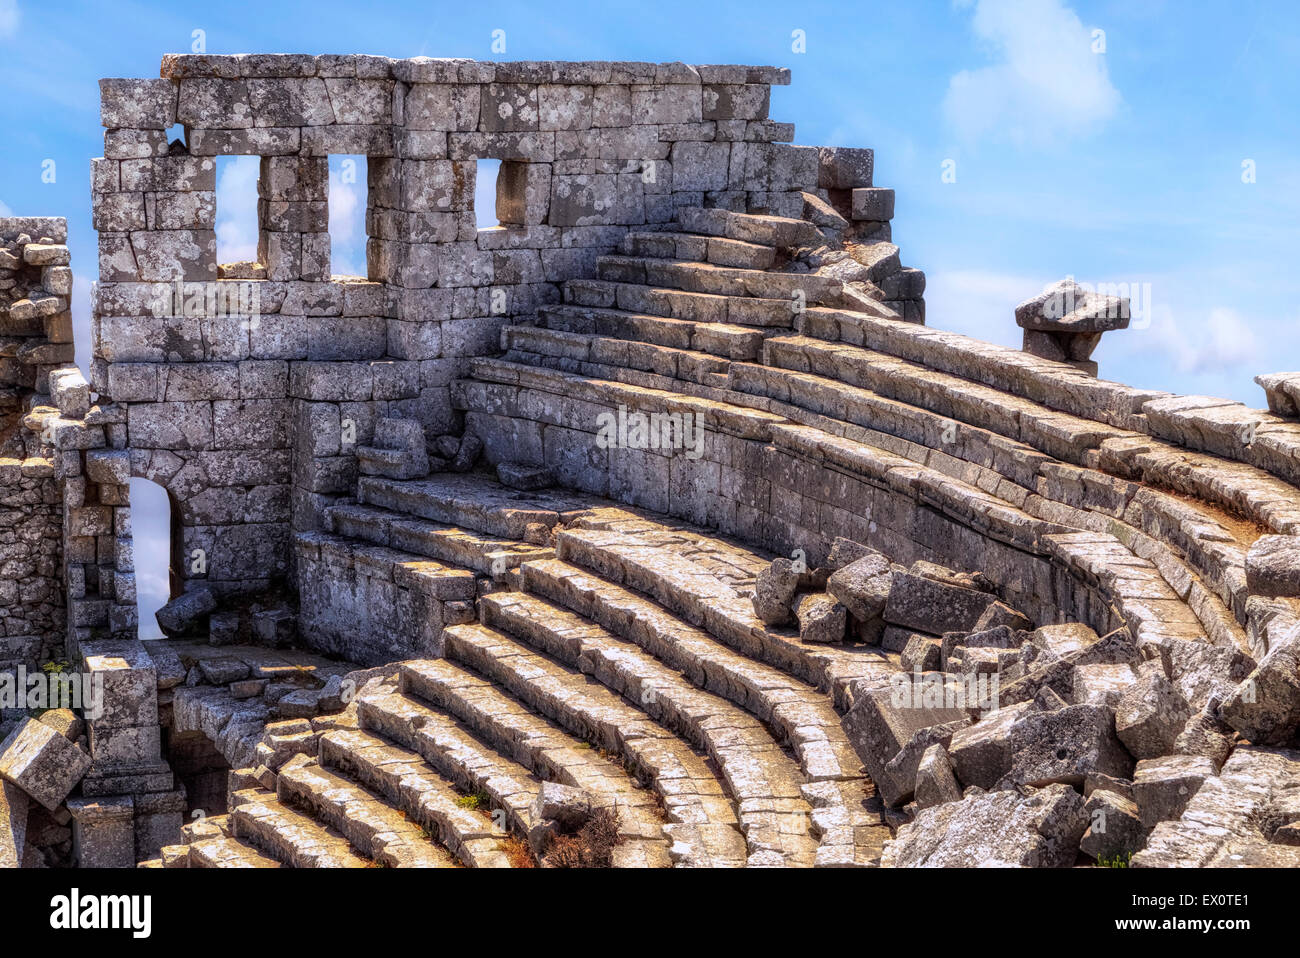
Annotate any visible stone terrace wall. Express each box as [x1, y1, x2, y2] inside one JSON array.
[[0, 218, 73, 684], [91, 55, 825, 606]]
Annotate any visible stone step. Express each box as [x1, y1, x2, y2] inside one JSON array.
[[187, 835, 283, 868], [619, 230, 777, 269], [355, 686, 541, 838], [465, 598, 820, 864], [552, 520, 897, 710], [395, 657, 673, 865], [746, 339, 1252, 641], [326, 500, 549, 578], [594, 255, 842, 306], [355, 472, 603, 541], [275, 755, 459, 868], [318, 727, 523, 868], [463, 356, 1211, 654], [228, 792, 372, 868], [538, 303, 766, 361], [564, 278, 795, 328], [676, 206, 819, 248], [516, 556, 866, 781], [502, 326, 731, 392]]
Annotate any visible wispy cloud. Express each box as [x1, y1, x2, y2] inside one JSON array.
[[943, 0, 1120, 146], [0, 198, 11, 217], [0, 0, 19, 39]]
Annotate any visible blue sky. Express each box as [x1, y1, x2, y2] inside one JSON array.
[[2, 0, 1297, 632]]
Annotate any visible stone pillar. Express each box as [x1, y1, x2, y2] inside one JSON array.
[[1015, 278, 1130, 377], [67, 795, 135, 868]]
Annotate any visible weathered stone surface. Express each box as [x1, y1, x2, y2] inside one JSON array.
[[1132, 754, 1216, 829], [914, 743, 962, 810], [826, 550, 892, 622], [1220, 631, 1300, 746], [0, 719, 92, 811], [1079, 787, 1144, 862], [1246, 535, 1300, 598], [155, 586, 217, 635], [752, 556, 801, 626], [843, 683, 969, 807], [882, 783, 1087, 868], [530, 781, 593, 830], [883, 571, 999, 635], [1115, 661, 1193, 759], [795, 593, 846, 644]]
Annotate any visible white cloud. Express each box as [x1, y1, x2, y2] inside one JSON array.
[[214, 155, 260, 263], [1135, 304, 1261, 376], [328, 157, 366, 276], [0, 0, 19, 39], [943, 0, 1120, 146], [0, 198, 11, 216], [924, 267, 1045, 348]]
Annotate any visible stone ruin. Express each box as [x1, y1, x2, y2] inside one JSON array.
[[1, 53, 1299, 870]]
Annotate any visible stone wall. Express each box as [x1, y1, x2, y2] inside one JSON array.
[[0, 219, 73, 685], [91, 55, 826, 607]]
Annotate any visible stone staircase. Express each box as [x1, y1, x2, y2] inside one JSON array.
[[173, 467, 893, 868], [460, 202, 1298, 671]]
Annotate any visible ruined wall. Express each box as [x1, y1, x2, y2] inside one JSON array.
[[0, 219, 73, 682], [91, 55, 817, 608]]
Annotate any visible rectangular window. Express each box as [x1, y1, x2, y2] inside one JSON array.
[[329, 154, 368, 278], [214, 155, 260, 268]]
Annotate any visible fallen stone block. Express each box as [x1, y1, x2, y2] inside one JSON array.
[[1116, 661, 1192, 759], [1246, 535, 1300, 598], [1132, 754, 1217, 829], [1255, 371, 1300, 418], [530, 781, 593, 831], [914, 744, 962, 810], [882, 783, 1087, 867], [1, 781, 28, 868], [974, 601, 1033, 632], [1173, 698, 1234, 770], [38, 708, 84, 742], [1072, 663, 1137, 708], [900, 634, 941, 672], [795, 593, 846, 644], [155, 586, 216, 636], [1079, 788, 1145, 862], [951, 702, 1133, 790], [0, 719, 93, 810], [842, 682, 970, 807], [883, 570, 999, 635], [883, 717, 972, 808], [198, 657, 252, 685], [827, 549, 893, 622], [752, 556, 801, 626]]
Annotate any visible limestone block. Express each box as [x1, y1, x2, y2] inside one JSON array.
[[818, 146, 874, 189], [100, 78, 178, 129], [155, 587, 217, 636], [668, 141, 730, 192], [630, 84, 702, 124], [496, 161, 551, 226], [913, 743, 962, 810], [481, 83, 540, 131], [0, 719, 92, 811], [1079, 788, 1144, 861], [827, 550, 893, 622], [1115, 661, 1192, 758], [0, 781, 28, 869], [795, 593, 847, 644], [851, 187, 895, 222], [883, 783, 1086, 867], [67, 796, 135, 868], [81, 639, 159, 729], [702, 83, 769, 121], [883, 570, 998, 635], [1132, 754, 1217, 829]]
